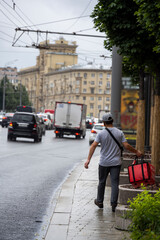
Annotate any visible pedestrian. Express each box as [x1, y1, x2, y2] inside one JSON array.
[[84, 112, 142, 212]]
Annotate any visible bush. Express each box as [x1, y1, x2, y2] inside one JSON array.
[[127, 188, 160, 240]]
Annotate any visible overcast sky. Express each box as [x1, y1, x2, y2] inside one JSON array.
[[0, 0, 112, 70]]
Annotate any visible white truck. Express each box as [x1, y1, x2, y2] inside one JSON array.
[[98, 109, 109, 123], [54, 102, 87, 139]]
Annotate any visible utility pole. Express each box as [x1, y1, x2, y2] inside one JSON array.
[[111, 46, 122, 128], [20, 81, 22, 105], [2, 75, 6, 112]]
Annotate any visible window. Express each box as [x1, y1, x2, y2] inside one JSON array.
[[99, 89, 102, 93], [83, 89, 87, 93], [76, 80, 80, 85], [90, 113, 93, 117], [106, 89, 111, 94], [105, 105, 109, 110], [106, 81, 110, 88], [77, 73, 80, 77], [90, 88, 95, 94], [91, 73, 95, 78], [83, 96, 86, 100], [106, 97, 110, 102], [98, 97, 102, 101], [90, 81, 95, 85], [84, 73, 87, 78], [76, 88, 79, 93], [90, 97, 94, 101], [107, 73, 111, 79], [76, 96, 79, 99], [98, 105, 101, 110], [83, 81, 87, 85], [99, 73, 103, 79], [90, 103, 94, 109], [99, 81, 102, 86]]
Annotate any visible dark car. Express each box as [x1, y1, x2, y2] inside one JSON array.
[[86, 117, 94, 129], [8, 112, 43, 142], [2, 113, 14, 128]]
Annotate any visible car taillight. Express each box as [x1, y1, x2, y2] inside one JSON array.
[[91, 130, 97, 134], [55, 130, 59, 134], [9, 122, 13, 127], [2, 117, 7, 119], [75, 133, 80, 136], [44, 119, 48, 122], [34, 124, 37, 128], [89, 122, 92, 125]]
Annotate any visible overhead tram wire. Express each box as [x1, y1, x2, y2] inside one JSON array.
[[10, 1, 45, 41], [12, 28, 106, 49], [0, 9, 18, 27], [2, 0, 34, 29], [0, 37, 12, 43], [20, 15, 90, 28], [0, 2, 28, 28], [0, 30, 29, 45], [1, 0, 35, 42], [0, 21, 15, 26], [65, 0, 92, 32], [15, 28, 106, 39], [2, 1, 90, 43]]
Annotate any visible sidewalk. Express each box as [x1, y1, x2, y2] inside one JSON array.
[[44, 156, 130, 240]]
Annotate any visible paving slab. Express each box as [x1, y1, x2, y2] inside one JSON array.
[[44, 156, 130, 240]]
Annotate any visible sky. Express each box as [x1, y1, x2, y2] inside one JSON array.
[[0, 0, 112, 71]]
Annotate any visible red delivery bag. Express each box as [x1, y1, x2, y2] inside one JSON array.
[[128, 156, 155, 188]]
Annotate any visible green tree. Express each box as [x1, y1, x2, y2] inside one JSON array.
[[91, 0, 151, 153], [91, 0, 160, 168], [133, 0, 160, 175], [134, 0, 160, 53], [0, 77, 31, 112]]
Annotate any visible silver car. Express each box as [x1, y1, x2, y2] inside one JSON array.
[[0, 111, 5, 126], [89, 123, 105, 145]]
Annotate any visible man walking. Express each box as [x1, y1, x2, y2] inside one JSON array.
[[84, 112, 142, 212]]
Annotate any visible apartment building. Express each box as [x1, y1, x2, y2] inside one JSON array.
[[18, 38, 112, 117], [45, 63, 111, 117], [0, 67, 19, 86]]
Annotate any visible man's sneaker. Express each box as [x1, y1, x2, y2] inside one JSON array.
[[94, 199, 103, 208]]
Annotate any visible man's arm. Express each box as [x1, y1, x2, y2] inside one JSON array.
[[84, 141, 99, 169], [122, 142, 142, 157]]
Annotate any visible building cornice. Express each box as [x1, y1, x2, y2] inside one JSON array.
[[18, 67, 39, 75], [45, 66, 111, 77]]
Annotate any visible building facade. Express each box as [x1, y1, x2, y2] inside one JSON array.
[[18, 38, 112, 117], [0, 67, 19, 86]]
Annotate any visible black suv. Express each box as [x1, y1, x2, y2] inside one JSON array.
[[8, 112, 43, 142]]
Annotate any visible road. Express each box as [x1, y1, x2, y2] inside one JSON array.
[[0, 127, 100, 240]]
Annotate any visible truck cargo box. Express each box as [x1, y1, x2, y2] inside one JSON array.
[[54, 102, 87, 139]]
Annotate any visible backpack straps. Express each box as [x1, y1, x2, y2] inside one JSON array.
[[105, 128, 123, 156]]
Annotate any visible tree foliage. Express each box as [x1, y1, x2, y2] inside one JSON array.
[[91, 0, 160, 79], [134, 0, 160, 53], [0, 77, 31, 112]]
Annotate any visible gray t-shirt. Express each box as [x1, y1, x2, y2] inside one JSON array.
[[95, 127, 127, 167]]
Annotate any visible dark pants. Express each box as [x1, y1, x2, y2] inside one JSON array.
[[97, 165, 121, 206]]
